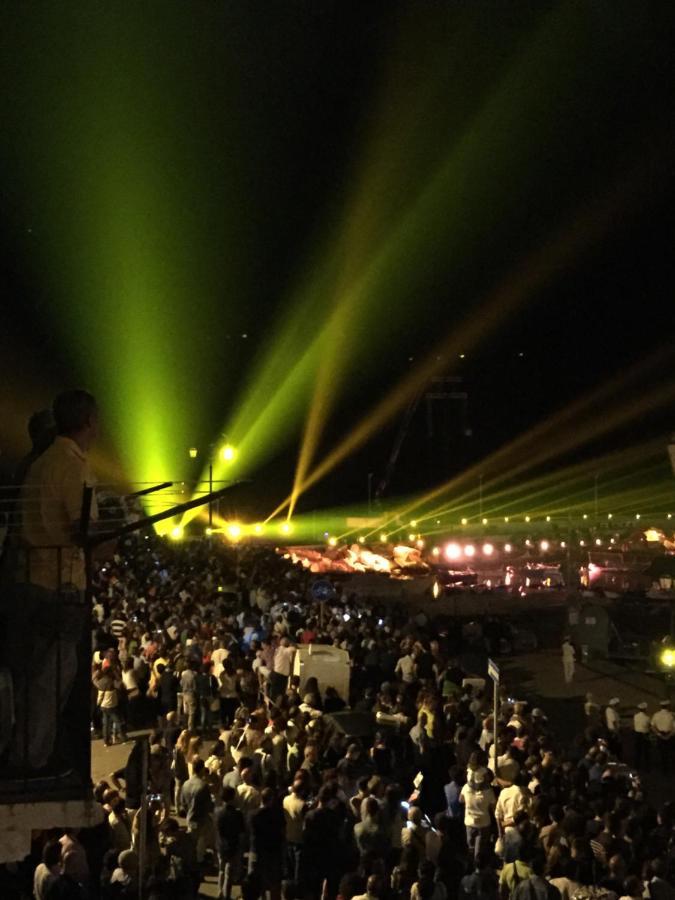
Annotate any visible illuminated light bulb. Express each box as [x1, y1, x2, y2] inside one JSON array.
[[254, 523, 263, 535], [504, 517, 510, 523], [205, 527, 213, 536], [525, 516, 531, 523], [410, 520, 417, 527], [464, 544, 476, 558], [482, 543, 494, 556], [416, 539, 425, 549], [504, 543, 512, 553], [482, 518, 488, 525], [461, 518, 468, 526], [380, 533, 388, 542], [540, 540, 549, 551], [221, 444, 236, 462], [595, 538, 602, 546], [445, 542, 462, 561], [668, 514, 673, 520], [227, 523, 241, 541], [579, 540, 585, 546], [436, 519, 441, 525], [408, 533, 416, 542], [546, 516, 551, 522], [661, 649, 675, 668], [607, 513, 613, 519], [281, 522, 292, 535], [610, 538, 615, 544], [432, 581, 441, 598], [583, 514, 588, 520], [328, 537, 337, 547], [525, 539, 532, 547], [170, 526, 183, 541], [188, 447, 198, 459], [432, 547, 440, 556], [561, 541, 566, 548], [635, 514, 641, 520]]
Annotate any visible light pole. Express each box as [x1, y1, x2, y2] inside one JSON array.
[[187, 443, 236, 532]]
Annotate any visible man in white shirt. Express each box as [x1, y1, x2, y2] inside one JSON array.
[[460, 769, 496, 859], [11, 390, 99, 772], [633, 702, 651, 771], [495, 781, 527, 831], [210, 640, 229, 678], [651, 700, 674, 774], [270, 637, 295, 700]]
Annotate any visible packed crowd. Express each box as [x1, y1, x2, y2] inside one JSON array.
[[13, 535, 675, 900]]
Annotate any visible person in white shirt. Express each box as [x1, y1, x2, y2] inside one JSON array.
[[633, 702, 651, 770], [606, 698, 621, 732], [270, 637, 295, 699], [495, 780, 527, 832], [562, 637, 576, 684], [651, 700, 674, 774], [459, 769, 496, 859], [210, 640, 229, 678]]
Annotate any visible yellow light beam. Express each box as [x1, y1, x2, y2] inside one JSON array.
[[268, 155, 655, 522]]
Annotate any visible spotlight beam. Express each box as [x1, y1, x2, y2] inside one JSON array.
[[268, 154, 658, 522]]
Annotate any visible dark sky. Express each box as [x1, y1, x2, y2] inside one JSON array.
[[1, 1, 675, 515]]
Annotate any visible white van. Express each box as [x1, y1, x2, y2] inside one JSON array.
[[293, 645, 350, 703]]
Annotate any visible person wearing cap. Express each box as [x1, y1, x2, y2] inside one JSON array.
[[651, 700, 674, 774], [633, 702, 651, 771], [562, 636, 576, 685], [584, 693, 602, 731], [459, 766, 496, 860]]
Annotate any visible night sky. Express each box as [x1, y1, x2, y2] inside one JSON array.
[[1, 1, 674, 517]]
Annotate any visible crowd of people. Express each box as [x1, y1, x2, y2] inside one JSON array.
[[5, 532, 675, 900]]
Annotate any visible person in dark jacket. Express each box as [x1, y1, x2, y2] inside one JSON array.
[[249, 788, 286, 900], [216, 786, 245, 900]]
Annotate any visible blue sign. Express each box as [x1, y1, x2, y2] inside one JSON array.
[[311, 579, 335, 602]]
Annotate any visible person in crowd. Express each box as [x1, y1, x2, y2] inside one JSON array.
[[33, 839, 62, 900], [180, 756, 214, 863], [651, 700, 675, 774], [460, 766, 496, 860], [9, 390, 100, 774], [216, 785, 246, 899], [561, 637, 575, 686]]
